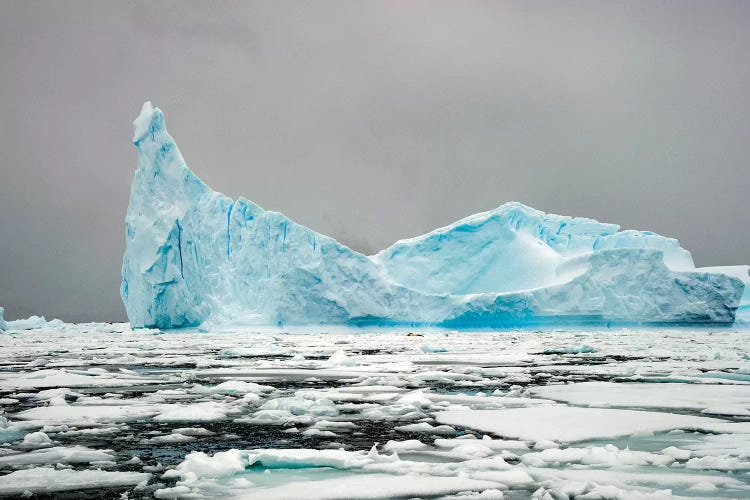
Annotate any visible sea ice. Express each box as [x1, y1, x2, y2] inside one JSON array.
[[0, 368, 160, 389], [205, 380, 274, 395], [394, 422, 457, 435], [531, 382, 750, 414], [1, 323, 749, 497], [19, 431, 52, 448], [0, 446, 115, 465], [5, 316, 65, 331], [14, 404, 162, 426], [435, 406, 728, 442], [521, 444, 676, 467], [153, 402, 233, 422], [0, 468, 149, 496], [121, 102, 747, 328], [163, 449, 246, 480], [236, 474, 501, 500]]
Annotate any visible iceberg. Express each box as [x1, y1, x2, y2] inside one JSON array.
[[121, 102, 747, 329], [5, 316, 65, 331]]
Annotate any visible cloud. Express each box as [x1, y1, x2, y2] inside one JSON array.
[[0, 0, 748, 321]]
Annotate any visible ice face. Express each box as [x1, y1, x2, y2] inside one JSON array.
[[0, 307, 5, 331], [121, 102, 747, 329]]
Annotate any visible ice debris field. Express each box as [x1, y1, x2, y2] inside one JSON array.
[[122, 102, 748, 330], [0, 320, 749, 498], [2, 102, 750, 499]]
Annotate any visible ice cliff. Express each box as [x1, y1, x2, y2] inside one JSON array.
[[121, 102, 747, 329]]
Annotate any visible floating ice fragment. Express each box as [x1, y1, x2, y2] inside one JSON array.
[[239, 474, 500, 500], [301, 428, 337, 437], [394, 422, 457, 435], [154, 485, 193, 499], [382, 440, 429, 452], [325, 350, 354, 367], [0, 446, 115, 465], [542, 345, 595, 355], [522, 444, 675, 467], [20, 431, 52, 448], [172, 427, 215, 436], [436, 406, 727, 442], [685, 455, 750, 471], [206, 380, 274, 395], [0, 468, 149, 496], [14, 405, 161, 425], [258, 396, 338, 417], [421, 345, 448, 353], [6, 316, 65, 331], [164, 449, 246, 480], [142, 433, 196, 444], [154, 402, 231, 422], [531, 382, 750, 411], [312, 420, 357, 430], [661, 446, 691, 460], [246, 448, 374, 469]]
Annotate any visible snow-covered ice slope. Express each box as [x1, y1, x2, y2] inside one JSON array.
[[121, 102, 747, 329]]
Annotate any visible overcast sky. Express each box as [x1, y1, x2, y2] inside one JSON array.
[[1, 1, 749, 322]]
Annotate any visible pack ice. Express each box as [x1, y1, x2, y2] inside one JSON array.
[[121, 102, 748, 329]]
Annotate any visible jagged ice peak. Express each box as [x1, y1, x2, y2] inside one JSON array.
[[121, 103, 749, 329]]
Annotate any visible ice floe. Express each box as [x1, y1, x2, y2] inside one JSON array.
[[0, 323, 749, 497], [0, 468, 149, 496], [435, 406, 728, 442]]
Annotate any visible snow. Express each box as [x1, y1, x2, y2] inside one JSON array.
[[121, 103, 747, 329], [435, 406, 727, 442]]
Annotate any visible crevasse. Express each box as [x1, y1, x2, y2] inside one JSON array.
[[121, 102, 748, 329]]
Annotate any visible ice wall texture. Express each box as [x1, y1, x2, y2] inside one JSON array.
[[122, 103, 747, 329]]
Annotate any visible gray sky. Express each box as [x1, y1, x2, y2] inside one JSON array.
[[1, 1, 749, 322]]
